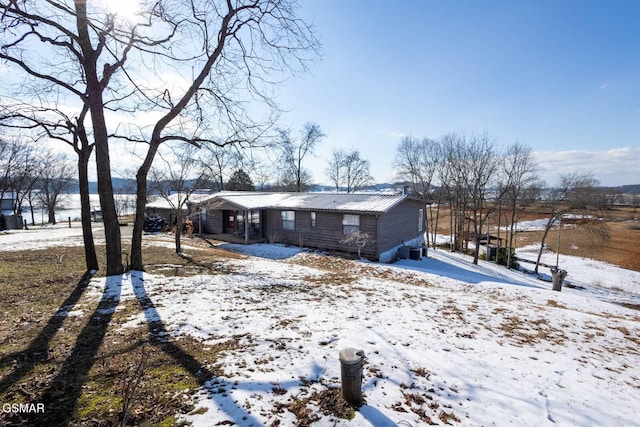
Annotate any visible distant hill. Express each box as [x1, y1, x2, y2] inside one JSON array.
[[63, 180, 640, 195], [619, 184, 640, 194], [64, 178, 137, 194]]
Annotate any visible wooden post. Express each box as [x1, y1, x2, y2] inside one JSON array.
[[244, 209, 249, 244], [339, 348, 365, 406], [68, 217, 71, 228], [551, 268, 568, 291]]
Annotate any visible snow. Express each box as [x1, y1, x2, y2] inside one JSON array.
[[3, 225, 640, 426]]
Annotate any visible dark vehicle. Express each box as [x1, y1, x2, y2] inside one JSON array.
[[143, 215, 166, 233]]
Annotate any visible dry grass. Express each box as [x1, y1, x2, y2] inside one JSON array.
[[0, 244, 241, 426], [515, 219, 640, 271], [433, 206, 640, 271]]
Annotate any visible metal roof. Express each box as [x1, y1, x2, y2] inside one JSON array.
[[198, 191, 411, 214], [146, 193, 214, 210]]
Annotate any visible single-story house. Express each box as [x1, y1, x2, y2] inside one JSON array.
[[194, 191, 426, 262]]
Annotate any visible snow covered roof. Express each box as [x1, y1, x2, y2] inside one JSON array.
[[146, 193, 216, 210], [199, 191, 414, 214]]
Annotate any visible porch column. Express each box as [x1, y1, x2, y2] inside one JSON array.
[[244, 209, 249, 244]]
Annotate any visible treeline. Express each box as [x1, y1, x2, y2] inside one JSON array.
[[393, 132, 613, 273], [0, 139, 75, 225]]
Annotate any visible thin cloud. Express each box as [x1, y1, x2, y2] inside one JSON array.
[[533, 147, 640, 186]]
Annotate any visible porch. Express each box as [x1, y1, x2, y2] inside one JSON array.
[[204, 232, 267, 245]]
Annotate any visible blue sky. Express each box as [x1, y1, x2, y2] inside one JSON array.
[[276, 0, 640, 186]]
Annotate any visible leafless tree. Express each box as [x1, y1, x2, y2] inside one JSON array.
[[1, 0, 319, 272], [394, 136, 442, 247], [36, 152, 75, 225], [277, 122, 324, 192], [0, 138, 40, 215], [439, 133, 471, 253], [464, 133, 501, 265], [200, 145, 245, 192], [394, 136, 440, 199], [250, 156, 275, 191], [0, 105, 99, 270], [438, 132, 501, 264], [0, 0, 157, 274], [534, 172, 601, 274], [127, 2, 319, 269], [326, 148, 345, 193], [326, 148, 372, 193], [149, 145, 209, 255], [340, 231, 374, 259], [500, 142, 539, 268]]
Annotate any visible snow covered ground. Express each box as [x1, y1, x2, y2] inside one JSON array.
[[2, 225, 640, 426]]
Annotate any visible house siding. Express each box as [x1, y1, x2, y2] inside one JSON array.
[[377, 199, 425, 254], [204, 209, 223, 234], [265, 209, 378, 257], [192, 193, 426, 261]]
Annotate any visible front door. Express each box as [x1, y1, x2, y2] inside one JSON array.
[[225, 210, 235, 233]]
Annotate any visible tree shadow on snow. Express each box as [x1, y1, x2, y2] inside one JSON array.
[[0, 271, 96, 397], [395, 251, 545, 290], [16, 273, 123, 425], [129, 272, 265, 426]]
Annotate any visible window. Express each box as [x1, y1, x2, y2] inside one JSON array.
[[281, 210, 295, 231], [310, 212, 316, 228], [342, 214, 360, 235], [418, 208, 424, 232]]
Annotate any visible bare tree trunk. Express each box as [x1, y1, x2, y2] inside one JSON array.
[[92, 113, 122, 275], [535, 223, 554, 275], [76, 1, 122, 276], [48, 206, 57, 224], [175, 210, 183, 254], [131, 143, 160, 271], [78, 148, 99, 271], [507, 206, 517, 269], [472, 214, 480, 264], [495, 205, 502, 264]]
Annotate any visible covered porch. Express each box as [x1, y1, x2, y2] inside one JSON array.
[[201, 197, 268, 244]]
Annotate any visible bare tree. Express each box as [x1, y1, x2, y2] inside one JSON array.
[[340, 231, 374, 259], [250, 156, 276, 191], [0, 0, 157, 274], [0, 138, 40, 215], [499, 142, 539, 268], [394, 136, 442, 248], [127, 2, 320, 270], [277, 122, 324, 192], [0, 105, 99, 270], [437, 132, 501, 264], [149, 145, 209, 255], [439, 133, 472, 253], [534, 172, 600, 274], [326, 148, 372, 193], [36, 153, 75, 225], [326, 148, 346, 192], [200, 145, 244, 192], [465, 133, 501, 265], [0, 137, 20, 207], [1, 0, 319, 272], [394, 136, 440, 199]]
